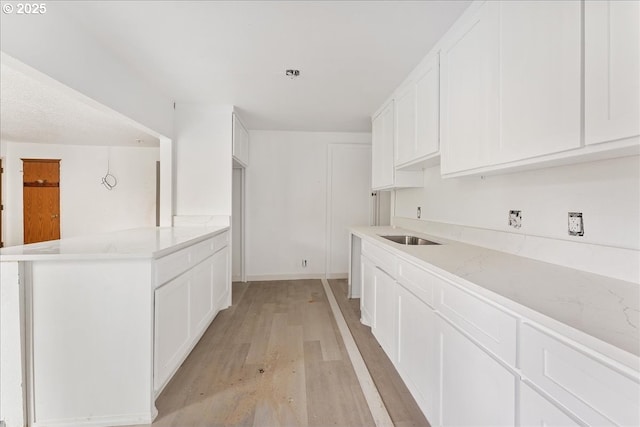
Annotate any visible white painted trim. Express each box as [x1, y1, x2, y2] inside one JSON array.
[[0, 262, 26, 427], [321, 278, 393, 427], [245, 273, 325, 282], [241, 167, 247, 283], [159, 137, 173, 227], [326, 273, 348, 280]]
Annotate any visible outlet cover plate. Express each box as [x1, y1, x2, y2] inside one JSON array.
[[508, 210, 522, 229], [568, 212, 584, 236]]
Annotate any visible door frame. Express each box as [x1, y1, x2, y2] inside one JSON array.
[[232, 164, 247, 283]]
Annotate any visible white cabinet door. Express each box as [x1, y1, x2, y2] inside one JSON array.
[[498, 0, 581, 163], [415, 54, 440, 160], [585, 0, 640, 145], [440, 1, 500, 174], [372, 267, 397, 363], [396, 284, 437, 419], [437, 316, 516, 426], [211, 246, 230, 313], [372, 101, 395, 190], [232, 114, 249, 167], [360, 257, 376, 327], [155, 273, 191, 389], [395, 83, 417, 166], [189, 257, 215, 338], [520, 382, 581, 427]]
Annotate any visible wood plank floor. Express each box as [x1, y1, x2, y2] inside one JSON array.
[[145, 279, 375, 427], [328, 279, 431, 427]]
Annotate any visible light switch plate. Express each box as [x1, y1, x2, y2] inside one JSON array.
[[568, 212, 584, 236], [508, 210, 522, 229]]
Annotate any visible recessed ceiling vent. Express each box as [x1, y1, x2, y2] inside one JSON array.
[[285, 69, 300, 79]]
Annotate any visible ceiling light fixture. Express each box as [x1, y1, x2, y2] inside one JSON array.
[[285, 69, 300, 79]]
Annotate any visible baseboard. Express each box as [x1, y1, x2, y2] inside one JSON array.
[[325, 273, 348, 280], [246, 273, 325, 282]]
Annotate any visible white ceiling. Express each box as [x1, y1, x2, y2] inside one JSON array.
[[60, 0, 471, 132], [0, 63, 160, 147]]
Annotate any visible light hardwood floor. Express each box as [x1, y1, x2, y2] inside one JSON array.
[[146, 279, 375, 427], [328, 279, 430, 427], [143, 279, 429, 427]]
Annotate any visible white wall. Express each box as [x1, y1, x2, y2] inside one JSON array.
[[1, 141, 159, 247], [246, 131, 371, 280], [174, 105, 233, 218], [395, 155, 640, 250]]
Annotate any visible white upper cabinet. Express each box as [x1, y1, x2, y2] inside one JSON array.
[[372, 101, 395, 190], [497, 0, 581, 163], [441, 1, 581, 174], [415, 55, 440, 161], [232, 113, 249, 167], [395, 54, 440, 169], [440, 1, 500, 174], [585, 0, 640, 145], [394, 83, 417, 166], [372, 100, 422, 190]]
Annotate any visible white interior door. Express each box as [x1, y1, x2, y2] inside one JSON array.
[[326, 144, 372, 277]]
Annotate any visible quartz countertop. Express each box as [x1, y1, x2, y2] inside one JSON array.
[[0, 226, 229, 261], [352, 226, 640, 371]]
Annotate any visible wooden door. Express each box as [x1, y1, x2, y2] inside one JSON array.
[[23, 159, 61, 244]]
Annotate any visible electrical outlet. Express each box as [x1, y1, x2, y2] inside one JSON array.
[[568, 212, 584, 236], [508, 210, 522, 229], [417, 207, 421, 219], [302, 259, 308, 268]]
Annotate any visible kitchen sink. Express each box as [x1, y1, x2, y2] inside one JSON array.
[[381, 235, 441, 245]]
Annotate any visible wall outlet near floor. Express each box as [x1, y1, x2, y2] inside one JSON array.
[[302, 259, 308, 268], [508, 210, 522, 229], [417, 207, 421, 219], [568, 212, 584, 236]]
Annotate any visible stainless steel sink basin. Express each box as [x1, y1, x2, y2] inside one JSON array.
[[381, 235, 441, 245]]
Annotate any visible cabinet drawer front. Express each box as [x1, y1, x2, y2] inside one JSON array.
[[191, 238, 216, 266], [520, 324, 640, 426], [362, 239, 396, 275], [397, 258, 435, 307], [156, 247, 191, 285], [436, 281, 517, 366]]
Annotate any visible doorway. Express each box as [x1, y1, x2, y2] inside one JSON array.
[[22, 159, 61, 244], [232, 165, 246, 282]]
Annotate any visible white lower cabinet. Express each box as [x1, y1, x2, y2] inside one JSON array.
[[154, 237, 230, 394], [396, 284, 437, 417], [437, 316, 516, 426], [372, 266, 397, 363], [360, 257, 376, 327], [520, 382, 581, 427], [155, 273, 192, 390], [355, 236, 639, 427], [520, 324, 640, 426]]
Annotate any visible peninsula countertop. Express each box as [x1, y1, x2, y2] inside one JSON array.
[[0, 226, 229, 261], [351, 226, 639, 371]]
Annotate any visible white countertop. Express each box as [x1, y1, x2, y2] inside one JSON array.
[[0, 226, 229, 261], [352, 226, 639, 369]]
